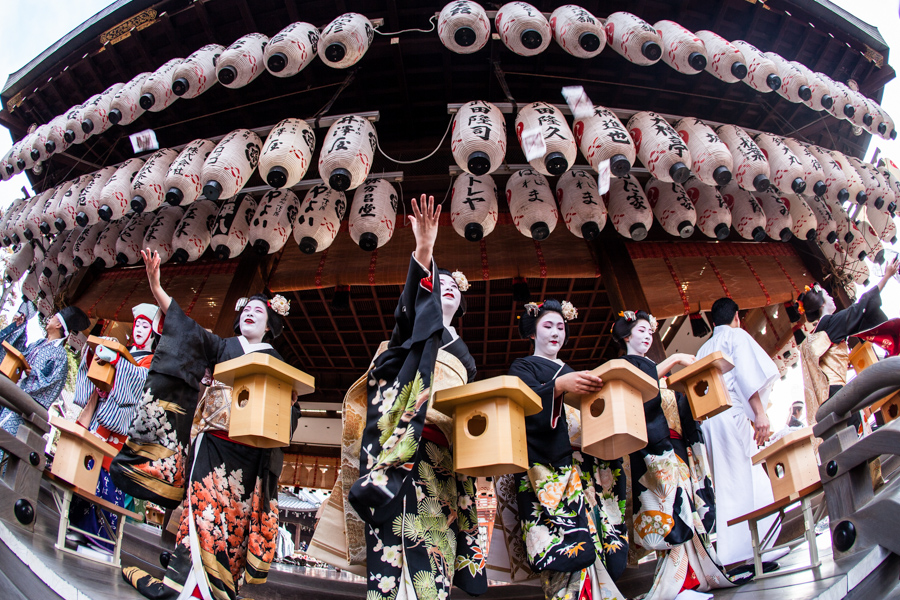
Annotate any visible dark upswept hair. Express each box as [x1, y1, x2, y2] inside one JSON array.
[[437, 268, 467, 320], [610, 310, 654, 351], [233, 294, 285, 342], [797, 286, 825, 322], [518, 299, 570, 344], [710, 297, 740, 326]]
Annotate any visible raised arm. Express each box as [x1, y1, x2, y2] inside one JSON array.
[[877, 257, 899, 293], [410, 194, 440, 268], [141, 248, 171, 314]]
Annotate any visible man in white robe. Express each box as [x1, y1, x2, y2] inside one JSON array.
[[696, 298, 781, 566]]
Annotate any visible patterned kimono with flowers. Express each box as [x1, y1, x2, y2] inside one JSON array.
[[347, 255, 486, 600], [116, 300, 296, 600], [622, 354, 733, 600], [508, 355, 627, 600]]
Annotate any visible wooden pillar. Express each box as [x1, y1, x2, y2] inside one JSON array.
[[592, 235, 665, 364]]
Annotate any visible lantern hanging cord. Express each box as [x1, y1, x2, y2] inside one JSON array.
[[377, 114, 453, 164], [374, 15, 436, 36]]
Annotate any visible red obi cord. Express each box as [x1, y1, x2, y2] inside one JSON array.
[[421, 424, 449, 447], [669, 428, 682, 440]]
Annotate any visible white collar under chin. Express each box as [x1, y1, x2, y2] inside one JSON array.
[[238, 336, 273, 354]]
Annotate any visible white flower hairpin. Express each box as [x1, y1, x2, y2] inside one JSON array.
[[451, 270, 470, 292], [560, 301, 578, 322]]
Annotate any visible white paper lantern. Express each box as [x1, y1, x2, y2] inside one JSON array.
[[11, 194, 45, 243], [451, 101, 506, 176], [834, 81, 869, 129], [44, 114, 72, 157], [265, 23, 319, 77], [318, 115, 377, 191], [0, 147, 14, 181], [788, 62, 833, 112], [318, 14, 373, 69], [40, 183, 71, 235], [762, 53, 811, 104], [694, 31, 747, 83], [217, 33, 269, 88], [572, 105, 634, 177], [171, 199, 218, 263], [753, 187, 793, 242], [804, 144, 849, 205], [753, 133, 806, 194], [857, 219, 885, 264], [731, 40, 781, 93], [36, 296, 54, 319], [781, 137, 825, 197], [842, 221, 869, 262], [108, 72, 151, 125], [869, 208, 897, 244], [75, 166, 118, 227], [294, 184, 348, 253], [506, 169, 557, 240], [139, 58, 184, 112], [29, 123, 53, 164], [875, 105, 896, 140], [20, 189, 55, 242], [822, 194, 854, 245], [804, 194, 838, 245], [63, 98, 97, 146], [869, 165, 895, 210], [844, 257, 871, 286], [605, 12, 662, 66], [654, 20, 708, 74], [627, 111, 691, 184], [39, 233, 67, 277], [857, 95, 885, 137], [449, 173, 498, 242], [55, 176, 91, 232], [164, 139, 216, 206], [556, 169, 606, 240], [348, 177, 400, 250], [210, 194, 258, 260], [259, 118, 315, 189], [878, 166, 900, 208], [22, 270, 40, 304], [672, 118, 732, 186], [80, 83, 124, 137], [72, 222, 106, 269], [142, 205, 184, 264], [0, 197, 30, 244], [683, 176, 731, 239], [97, 158, 145, 222], [816, 73, 856, 121], [495, 2, 551, 57], [782, 194, 817, 242], [92, 218, 128, 268], [847, 156, 888, 211], [115, 212, 156, 266], [720, 180, 767, 241], [172, 44, 224, 98], [549, 5, 605, 58], [645, 178, 696, 238], [16, 132, 41, 173], [4, 243, 33, 282], [56, 226, 85, 276], [515, 102, 577, 176], [131, 148, 181, 213], [250, 189, 302, 254], [829, 150, 867, 205], [201, 129, 262, 201], [438, 1, 491, 54]]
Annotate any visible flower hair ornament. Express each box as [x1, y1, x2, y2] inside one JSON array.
[[617, 310, 658, 333], [235, 295, 291, 317], [523, 301, 578, 321], [797, 283, 823, 315], [451, 270, 470, 292]]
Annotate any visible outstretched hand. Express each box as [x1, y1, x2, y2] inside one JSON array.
[[410, 194, 441, 267], [141, 248, 161, 289], [555, 371, 604, 396]]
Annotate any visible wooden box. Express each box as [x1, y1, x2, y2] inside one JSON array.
[[85, 336, 137, 392], [849, 341, 879, 373], [432, 375, 542, 477], [752, 426, 820, 502], [215, 353, 315, 448], [667, 351, 735, 420], [565, 360, 660, 459], [873, 391, 900, 423], [0, 341, 30, 384], [50, 415, 119, 492]]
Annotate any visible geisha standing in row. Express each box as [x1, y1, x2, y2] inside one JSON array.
[[319, 195, 486, 600], [611, 311, 734, 598], [115, 249, 299, 600]]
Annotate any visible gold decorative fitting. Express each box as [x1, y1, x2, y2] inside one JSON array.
[[99, 9, 158, 46], [864, 46, 884, 68]]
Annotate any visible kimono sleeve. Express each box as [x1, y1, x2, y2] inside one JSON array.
[[728, 328, 779, 416], [72, 351, 95, 408], [19, 344, 68, 409], [151, 299, 226, 390], [387, 254, 440, 350], [817, 286, 888, 343], [94, 360, 149, 435], [0, 321, 28, 360]]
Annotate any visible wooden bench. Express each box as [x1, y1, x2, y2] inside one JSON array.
[[44, 470, 143, 568], [727, 481, 825, 579]]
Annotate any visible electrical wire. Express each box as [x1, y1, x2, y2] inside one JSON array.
[[374, 15, 436, 36], [377, 114, 454, 165]]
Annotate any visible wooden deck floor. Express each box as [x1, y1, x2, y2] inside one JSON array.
[[0, 481, 897, 600]]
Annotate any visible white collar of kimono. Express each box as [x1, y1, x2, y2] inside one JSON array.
[[238, 335, 272, 354], [51, 337, 65, 347], [713, 325, 733, 335]]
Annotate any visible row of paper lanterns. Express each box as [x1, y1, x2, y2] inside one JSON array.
[[2, 2, 896, 182]]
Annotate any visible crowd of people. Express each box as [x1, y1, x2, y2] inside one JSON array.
[[0, 193, 896, 600]]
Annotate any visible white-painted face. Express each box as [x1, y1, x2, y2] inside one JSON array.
[[133, 318, 152, 347], [532, 311, 565, 360], [439, 274, 461, 324], [239, 299, 269, 342], [822, 290, 836, 316], [625, 319, 653, 357]]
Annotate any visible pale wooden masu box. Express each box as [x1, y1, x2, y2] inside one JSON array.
[[752, 426, 820, 502], [0, 341, 29, 384], [50, 415, 120, 492], [215, 353, 315, 448], [566, 359, 659, 460], [85, 336, 137, 392], [849, 342, 899, 422], [432, 375, 542, 477], [667, 351, 734, 421]]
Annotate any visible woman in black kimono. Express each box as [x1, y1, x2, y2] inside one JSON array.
[[611, 311, 733, 599], [115, 249, 299, 600], [502, 299, 627, 600], [343, 195, 485, 600]]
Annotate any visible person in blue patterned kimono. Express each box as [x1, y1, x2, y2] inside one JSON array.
[[345, 195, 486, 600], [69, 303, 162, 551], [504, 299, 627, 600], [0, 300, 37, 360], [611, 310, 734, 599], [0, 305, 89, 436]]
